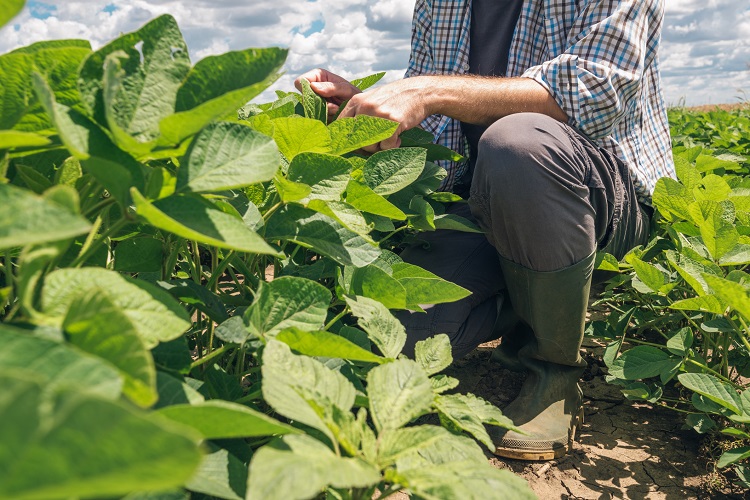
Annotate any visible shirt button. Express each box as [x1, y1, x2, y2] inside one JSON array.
[[461, 62, 470, 71]]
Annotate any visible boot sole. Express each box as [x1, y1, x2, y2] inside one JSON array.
[[493, 407, 584, 462]]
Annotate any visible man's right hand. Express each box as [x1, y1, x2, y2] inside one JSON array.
[[294, 69, 362, 121]]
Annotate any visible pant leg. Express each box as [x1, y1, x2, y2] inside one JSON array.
[[395, 203, 505, 359], [468, 112, 650, 271]]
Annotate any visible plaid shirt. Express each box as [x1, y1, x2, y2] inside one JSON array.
[[405, 0, 674, 202]]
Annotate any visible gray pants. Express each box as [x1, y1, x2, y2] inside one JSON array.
[[396, 113, 651, 358]]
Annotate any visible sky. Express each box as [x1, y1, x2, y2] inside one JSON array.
[[1, 0, 749, 107]]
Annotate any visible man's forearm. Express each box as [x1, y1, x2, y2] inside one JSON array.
[[418, 74, 569, 126]]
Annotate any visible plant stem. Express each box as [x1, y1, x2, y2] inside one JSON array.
[[263, 202, 282, 222], [207, 250, 234, 291], [190, 343, 232, 370], [324, 306, 349, 331], [83, 196, 116, 218], [2, 251, 13, 313], [684, 358, 735, 385], [72, 218, 126, 267], [235, 389, 263, 404], [190, 240, 202, 284]]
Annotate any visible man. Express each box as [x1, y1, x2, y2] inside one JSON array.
[[296, 0, 674, 461]]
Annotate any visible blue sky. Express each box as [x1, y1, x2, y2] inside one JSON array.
[[4, 0, 750, 106]]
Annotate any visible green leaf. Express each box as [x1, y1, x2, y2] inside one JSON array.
[[364, 147, 426, 195], [261, 341, 356, 440], [247, 434, 380, 500], [718, 447, 750, 468], [415, 334, 453, 376], [345, 295, 406, 358], [678, 373, 741, 414], [159, 280, 229, 324], [0, 0, 23, 29], [666, 327, 693, 357], [114, 236, 164, 273], [630, 258, 666, 292], [185, 446, 246, 500], [685, 413, 716, 434], [652, 177, 694, 221], [159, 47, 287, 145], [274, 173, 311, 203], [287, 152, 351, 201], [377, 425, 450, 467], [0, 130, 51, 149], [42, 267, 191, 349], [395, 459, 535, 499], [345, 180, 406, 220], [244, 277, 331, 338], [299, 78, 328, 123], [704, 274, 750, 322], [391, 262, 472, 307], [408, 195, 436, 230], [0, 325, 122, 399], [595, 252, 621, 271], [696, 155, 742, 173], [328, 115, 398, 155], [276, 328, 385, 364], [306, 199, 372, 236], [63, 291, 157, 408], [431, 374, 460, 393], [265, 205, 380, 267], [132, 189, 280, 255], [271, 116, 331, 160], [367, 358, 433, 432], [153, 372, 205, 409], [175, 122, 279, 193], [157, 400, 298, 439], [78, 15, 191, 138], [670, 295, 726, 315], [434, 394, 494, 449], [0, 183, 91, 250], [608, 346, 679, 380], [350, 72, 385, 90], [0, 372, 201, 500], [349, 264, 408, 309], [433, 213, 483, 233]]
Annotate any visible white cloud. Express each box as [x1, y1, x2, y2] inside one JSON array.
[[1, 1, 748, 106]]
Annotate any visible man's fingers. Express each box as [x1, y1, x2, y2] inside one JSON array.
[[310, 81, 360, 101]]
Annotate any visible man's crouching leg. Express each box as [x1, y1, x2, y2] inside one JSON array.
[[468, 112, 650, 460]]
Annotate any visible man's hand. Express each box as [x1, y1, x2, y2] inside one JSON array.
[[294, 69, 362, 122], [337, 78, 431, 152]]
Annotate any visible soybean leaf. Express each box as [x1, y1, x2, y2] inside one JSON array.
[[261, 341, 356, 440], [42, 267, 191, 349], [271, 116, 331, 160], [328, 116, 398, 156], [391, 262, 471, 307], [0, 373, 201, 500], [159, 47, 287, 146], [717, 447, 750, 469], [132, 189, 280, 256], [345, 295, 407, 358], [265, 205, 380, 267], [666, 327, 694, 356], [276, 328, 385, 364], [415, 334, 453, 376], [704, 274, 750, 322], [185, 445, 246, 500], [274, 174, 311, 203], [157, 400, 298, 439], [0, 130, 51, 149], [176, 122, 279, 193], [158, 279, 229, 324], [0, 0, 23, 29], [434, 394, 494, 449], [114, 236, 163, 273], [608, 346, 678, 380], [63, 291, 157, 408], [431, 374, 460, 393], [345, 180, 406, 220], [0, 326, 122, 399], [433, 213, 483, 233], [0, 183, 90, 250], [350, 72, 385, 90], [78, 15, 191, 135], [154, 372, 205, 409], [377, 425, 449, 467], [299, 78, 327, 123], [367, 358, 433, 432], [408, 195, 436, 230], [247, 434, 380, 500], [670, 295, 726, 315], [349, 264, 408, 309], [244, 276, 331, 338], [652, 177, 694, 222], [287, 152, 351, 201], [307, 200, 372, 236], [364, 147, 426, 195], [678, 373, 742, 415]]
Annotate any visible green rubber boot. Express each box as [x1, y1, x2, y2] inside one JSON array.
[[489, 294, 530, 372], [491, 252, 595, 461]]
